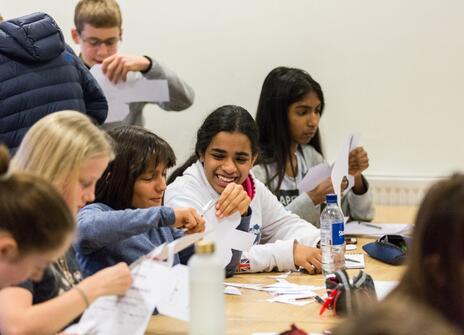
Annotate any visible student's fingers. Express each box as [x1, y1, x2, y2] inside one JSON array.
[[217, 184, 241, 216], [101, 54, 117, 73], [109, 263, 133, 294], [217, 183, 235, 209], [220, 188, 247, 217], [183, 209, 204, 232], [237, 196, 251, 216], [301, 261, 318, 275], [121, 66, 130, 82], [104, 56, 121, 82], [111, 60, 125, 84]]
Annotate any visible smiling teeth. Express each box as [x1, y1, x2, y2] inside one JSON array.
[[218, 175, 235, 182]]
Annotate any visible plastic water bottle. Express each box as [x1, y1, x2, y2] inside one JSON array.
[[188, 241, 225, 335], [320, 194, 345, 276]]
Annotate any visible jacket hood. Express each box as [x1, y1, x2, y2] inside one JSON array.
[[0, 12, 64, 62]]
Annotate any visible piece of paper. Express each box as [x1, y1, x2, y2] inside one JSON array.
[[90, 65, 169, 122], [297, 162, 331, 193], [70, 259, 165, 334], [224, 286, 242, 295], [150, 263, 189, 321], [297, 134, 360, 201], [345, 221, 413, 237], [374, 280, 399, 300], [68, 231, 199, 334], [267, 271, 291, 279], [331, 134, 354, 206], [267, 294, 316, 306], [203, 208, 255, 267], [344, 253, 365, 269]]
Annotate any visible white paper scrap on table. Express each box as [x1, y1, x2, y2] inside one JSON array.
[[90, 64, 169, 122], [224, 286, 242, 295], [345, 221, 413, 237], [223, 282, 266, 291], [344, 253, 365, 269], [203, 207, 255, 267], [268, 271, 291, 279], [267, 294, 315, 306], [374, 280, 399, 300]]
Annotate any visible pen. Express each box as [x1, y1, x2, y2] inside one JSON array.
[[358, 222, 382, 230], [319, 288, 338, 315], [345, 257, 361, 263], [314, 295, 324, 304]]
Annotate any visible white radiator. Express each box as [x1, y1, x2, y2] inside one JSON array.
[[366, 175, 443, 206]]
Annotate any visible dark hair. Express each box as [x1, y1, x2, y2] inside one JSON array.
[[168, 105, 258, 184], [95, 126, 176, 209], [394, 174, 464, 330], [255, 66, 325, 193], [0, 145, 75, 255]]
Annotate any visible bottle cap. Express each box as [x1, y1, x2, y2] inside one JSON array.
[[326, 194, 337, 204], [195, 240, 215, 254]]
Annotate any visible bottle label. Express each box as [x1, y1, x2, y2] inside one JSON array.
[[332, 221, 345, 245]]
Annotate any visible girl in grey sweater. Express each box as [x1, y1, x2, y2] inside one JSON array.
[[253, 67, 374, 227]]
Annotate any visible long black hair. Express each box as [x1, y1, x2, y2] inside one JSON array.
[[168, 105, 259, 184], [95, 126, 176, 209], [255, 66, 325, 193]]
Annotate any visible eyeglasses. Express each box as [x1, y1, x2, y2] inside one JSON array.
[[80, 35, 120, 48]]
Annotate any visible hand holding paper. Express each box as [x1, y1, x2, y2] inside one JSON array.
[[173, 207, 205, 233], [216, 182, 251, 217]]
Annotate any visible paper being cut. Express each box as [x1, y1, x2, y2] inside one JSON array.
[[65, 233, 201, 334], [297, 134, 360, 206], [203, 205, 255, 267]]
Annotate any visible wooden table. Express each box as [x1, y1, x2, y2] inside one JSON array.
[[146, 206, 416, 335]]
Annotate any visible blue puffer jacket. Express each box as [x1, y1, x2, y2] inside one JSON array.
[[0, 12, 108, 152]]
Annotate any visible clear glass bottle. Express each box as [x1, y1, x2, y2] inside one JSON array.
[[188, 240, 225, 335]]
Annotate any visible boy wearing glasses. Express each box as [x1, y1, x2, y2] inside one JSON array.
[[71, 0, 195, 127]]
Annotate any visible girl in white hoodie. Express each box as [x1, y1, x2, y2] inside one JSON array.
[[165, 105, 321, 274]]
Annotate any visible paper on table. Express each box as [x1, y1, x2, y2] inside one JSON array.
[[203, 208, 255, 267], [345, 221, 413, 237], [90, 65, 169, 123], [224, 286, 242, 295], [267, 295, 315, 306], [345, 253, 365, 269], [374, 280, 399, 300]]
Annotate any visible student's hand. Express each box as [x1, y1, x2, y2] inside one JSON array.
[[101, 54, 151, 84], [308, 177, 334, 205], [349, 147, 369, 176], [80, 262, 133, 301], [173, 208, 205, 233], [216, 183, 251, 218], [293, 242, 322, 275]]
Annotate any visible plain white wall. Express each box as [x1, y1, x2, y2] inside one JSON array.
[[2, 0, 463, 177]]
